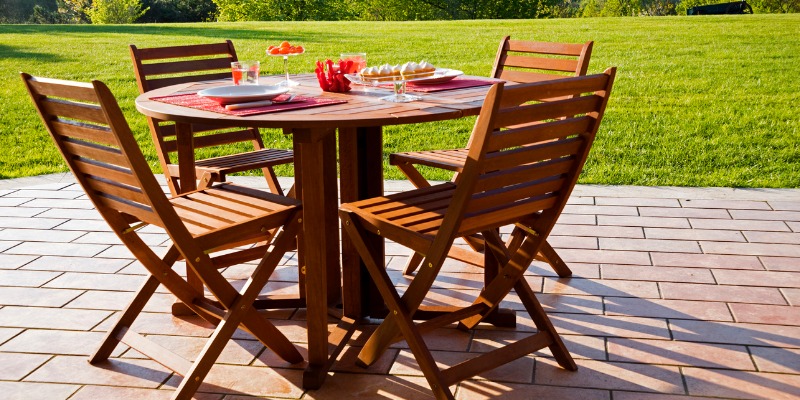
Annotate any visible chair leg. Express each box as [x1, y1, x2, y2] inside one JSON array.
[[263, 165, 285, 196], [90, 275, 160, 363], [402, 252, 425, 275], [536, 241, 572, 277]]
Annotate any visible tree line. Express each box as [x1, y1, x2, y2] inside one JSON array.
[[2, 0, 797, 24]]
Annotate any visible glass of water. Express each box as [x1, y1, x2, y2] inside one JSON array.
[[231, 61, 260, 85]]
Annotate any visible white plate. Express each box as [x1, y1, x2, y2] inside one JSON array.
[[346, 68, 464, 85], [197, 85, 289, 105]]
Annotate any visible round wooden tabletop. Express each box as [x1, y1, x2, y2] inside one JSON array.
[[135, 74, 493, 129]]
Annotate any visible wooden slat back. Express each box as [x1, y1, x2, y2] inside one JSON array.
[[21, 73, 170, 228], [453, 69, 616, 236], [491, 36, 593, 83]]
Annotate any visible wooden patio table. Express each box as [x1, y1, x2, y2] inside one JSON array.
[[134, 73, 495, 389]]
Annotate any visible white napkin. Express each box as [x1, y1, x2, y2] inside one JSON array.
[[225, 99, 275, 110]]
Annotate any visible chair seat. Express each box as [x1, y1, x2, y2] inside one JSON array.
[[390, 149, 468, 172]]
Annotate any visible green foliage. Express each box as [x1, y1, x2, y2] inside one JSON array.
[[138, 0, 216, 22], [0, 16, 798, 187], [86, 0, 149, 23]]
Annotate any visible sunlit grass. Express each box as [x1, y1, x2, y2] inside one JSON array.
[[1, 15, 798, 187]]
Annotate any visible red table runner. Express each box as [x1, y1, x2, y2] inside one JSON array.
[[150, 93, 347, 116]]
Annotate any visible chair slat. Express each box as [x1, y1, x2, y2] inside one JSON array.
[[474, 157, 575, 193], [41, 98, 107, 125], [459, 195, 558, 235], [488, 116, 593, 152], [72, 158, 140, 188], [25, 77, 97, 102], [496, 69, 566, 84], [85, 175, 150, 206], [499, 74, 610, 107], [507, 40, 586, 56], [50, 119, 118, 147], [502, 55, 579, 73], [495, 96, 602, 130], [482, 137, 584, 173], [466, 177, 566, 215], [139, 57, 234, 77], [61, 137, 129, 167], [135, 42, 234, 61], [144, 73, 233, 91]]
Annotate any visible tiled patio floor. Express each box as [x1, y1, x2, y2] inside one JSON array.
[[0, 173, 798, 400]]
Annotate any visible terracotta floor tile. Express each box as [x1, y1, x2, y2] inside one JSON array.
[[390, 349, 534, 383], [701, 241, 800, 257], [598, 215, 689, 229], [391, 326, 472, 352], [0, 329, 126, 356], [544, 277, 660, 298], [527, 262, 600, 279], [714, 269, 800, 288], [0, 216, 66, 230], [679, 199, 771, 210], [730, 209, 800, 221], [55, 219, 112, 232], [5, 242, 108, 258], [598, 197, 679, 207], [8, 189, 82, 200], [25, 355, 171, 388], [73, 231, 168, 246], [471, 330, 607, 360], [612, 391, 729, 400], [0, 240, 22, 252], [563, 205, 639, 216], [0, 306, 111, 330], [0, 197, 33, 207], [35, 208, 102, 220], [605, 297, 733, 321], [0, 207, 48, 218], [783, 288, 800, 306], [555, 213, 597, 225], [162, 363, 304, 398], [761, 256, 800, 272], [548, 314, 671, 340], [122, 336, 264, 366], [0, 270, 61, 287], [644, 227, 745, 242], [640, 207, 731, 219], [303, 372, 435, 399], [534, 358, 684, 393], [670, 320, 800, 348], [651, 252, 763, 270], [0, 254, 37, 269], [769, 201, 800, 211], [557, 249, 653, 265], [551, 224, 644, 239], [253, 342, 308, 369], [599, 238, 701, 253], [791, 221, 800, 232], [20, 255, 131, 273], [689, 218, 790, 232], [538, 293, 604, 315], [548, 235, 598, 250], [749, 346, 800, 373], [70, 385, 222, 400], [24, 198, 94, 209], [0, 352, 52, 380], [0, 381, 79, 400], [96, 312, 215, 337], [567, 196, 595, 205], [44, 271, 146, 291], [65, 290, 175, 313], [0, 327, 22, 345], [729, 303, 800, 325], [744, 231, 800, 244], [333, 345, 399, 375], [660, 282, 786, 304], [0, 228, 85, 243], [602, 264, 715, 283], [607, 338, 754, 369], [459, 381, 611, 400], [684, 367, 800, 399], [0, 287, 83, 307]]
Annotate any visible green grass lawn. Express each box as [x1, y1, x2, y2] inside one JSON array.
[[1, 15, 798, 187]]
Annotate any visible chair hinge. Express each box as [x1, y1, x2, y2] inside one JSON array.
[[122, 222, 149, 234], [514, 222, 539, 238]]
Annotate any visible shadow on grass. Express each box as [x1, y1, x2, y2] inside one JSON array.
[[0, 43, 65, 61]]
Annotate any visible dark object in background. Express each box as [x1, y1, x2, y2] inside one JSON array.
[[688, 0, 754, 14]]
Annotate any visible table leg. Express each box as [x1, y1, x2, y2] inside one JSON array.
[[338, 127, 385, 320], [292, 127, 349, 389], [172, 122, 202, 316]]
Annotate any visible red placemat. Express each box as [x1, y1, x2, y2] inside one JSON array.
[[405, 77, 503, 93], [150, 93, 347, 116]]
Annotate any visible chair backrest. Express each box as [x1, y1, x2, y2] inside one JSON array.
[[21, 73, 180, 233], [491, 36, 593, 83], [130, 41, 262, 194], [446, 68, 616, 241]]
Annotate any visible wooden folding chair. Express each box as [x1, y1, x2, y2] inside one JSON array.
[[130, 40, 293, 196], [340, 69, 616, 399], [391, 36, 593, 276], [22, 73, 304, 400]]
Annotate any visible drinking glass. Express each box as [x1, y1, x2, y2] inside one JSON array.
[[340, 53, 367, 74], [231, 61, 260, 85]]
